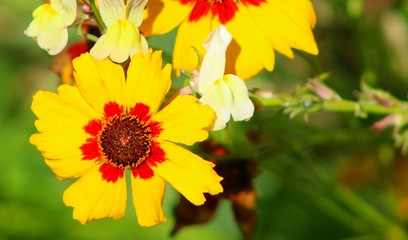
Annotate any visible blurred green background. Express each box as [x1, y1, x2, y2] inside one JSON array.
[[1, 0, 408, 239]]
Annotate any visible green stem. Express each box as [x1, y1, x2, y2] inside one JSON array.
[[89, 0, 106, 30], [323, 99, 408, 115], [83, 33, 99, 43], [253, 96, 408, 116]]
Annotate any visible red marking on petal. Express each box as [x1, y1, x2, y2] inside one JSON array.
[[149, 121, 162, 137], [212, 0, 238, 24], [104, 102, 124, 119], [131, 162, 154, 180], [80, 137, 101, 160], [84, 119, 102, 136], [100, 162, 124, 183], [180, 0, 193, 4], [129, 103, 151, 123], [131, 142, 165, 179], [181, 0, 263, 24], [188, 0, 211, 22], [147, 142, 166, 166]]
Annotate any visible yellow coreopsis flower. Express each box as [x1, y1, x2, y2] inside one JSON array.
[[194, 25, 254, 130], [90, 0, 149, 63], [30, 51, 223, 226], [141, 0, 319, 79], [25, 0, 77, 55]]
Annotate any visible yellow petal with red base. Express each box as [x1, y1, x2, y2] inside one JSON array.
[[73, 53, 127, 115], [30, 85, 99, 179], [152, 95, 214, 145], [30, 50, 223, 226], [142, 0, 318, 80], [152, 142, 223, 206], [63, 164, 127, 224], [131, 173, 167, 227], [126, 51, 171, 114], [32, 129, 98, 179], [31, 85, 98, 133]]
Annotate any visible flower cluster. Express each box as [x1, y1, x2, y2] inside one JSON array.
[[27, 0, 318, 230]]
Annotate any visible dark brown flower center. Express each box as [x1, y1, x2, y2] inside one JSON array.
[[99, 115, 152, 169]]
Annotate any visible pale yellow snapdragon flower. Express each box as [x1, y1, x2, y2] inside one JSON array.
[[90, 0, 148, 63], [25, 0, 77, 55], [194, 25, 255, 131]]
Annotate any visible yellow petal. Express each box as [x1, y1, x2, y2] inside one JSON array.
[[152, 142, 223, 205], [126, 51, 171, 113], [152, 95, 214, 145], [172, 15, 215, 74], [31, 131, 98, 179], [30, 131, 86, 160], [246, 1, 318, 57], [30, 85, 100, 179], [31, 85, 98, 133], [225, 6, 275, 79], [45, 157, 97, 179], [63, 164, 127, 224], [141, 0, 191, 36], [131, 173, 167, 227], [73, 53, 127, 115]]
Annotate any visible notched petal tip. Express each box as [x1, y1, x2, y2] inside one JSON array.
[[152, 142, 224, 206], [63, 165, 127, 224], [131, 174, 167, 227]]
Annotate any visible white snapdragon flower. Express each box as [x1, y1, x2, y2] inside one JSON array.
[[25, 0, 77, 55], [195, 25, 254, 131], [90, 0, 148, 63]]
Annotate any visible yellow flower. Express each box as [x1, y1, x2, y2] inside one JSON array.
[[30, 51, 223, 226], [90, 0, 149, 63], [141, 0, 319, 79], [195, 25, 254, 130], [25, 0, 77, 55]]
